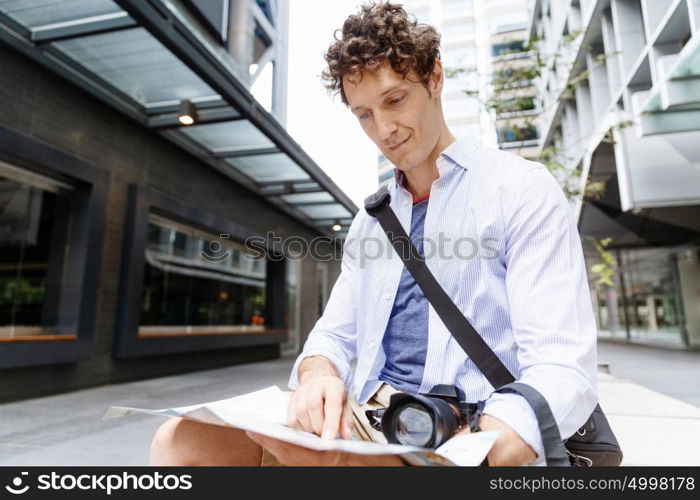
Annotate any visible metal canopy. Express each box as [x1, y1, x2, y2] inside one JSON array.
[[0, 0, 356, 238]]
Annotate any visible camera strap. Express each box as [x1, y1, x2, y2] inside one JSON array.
[[364, 186, 570, 466]]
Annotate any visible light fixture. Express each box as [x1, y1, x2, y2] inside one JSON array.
[[332, 221, 342, 232], [177, 100, 197, 126]]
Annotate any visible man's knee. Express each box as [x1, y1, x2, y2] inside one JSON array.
[[149, 417, 262, 466], [150, 417, 195, 465]]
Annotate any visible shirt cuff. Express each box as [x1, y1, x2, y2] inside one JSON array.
[[483, 392, 546, 466], [287, 350, 352, 391]]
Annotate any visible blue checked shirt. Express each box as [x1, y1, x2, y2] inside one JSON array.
[[288, 136, 598, 465]]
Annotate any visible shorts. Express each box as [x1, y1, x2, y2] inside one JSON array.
[[261, 383, 401, 466]]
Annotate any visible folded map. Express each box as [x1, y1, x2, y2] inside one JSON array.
[[103, 386, 499, 466]]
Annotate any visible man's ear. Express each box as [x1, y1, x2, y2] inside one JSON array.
[[429, 60, 444, 99]]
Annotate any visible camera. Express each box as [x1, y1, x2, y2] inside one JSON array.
[[365, 384, 483, 448]]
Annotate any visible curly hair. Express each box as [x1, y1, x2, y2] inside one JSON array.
[[322, 2, 441, 106]]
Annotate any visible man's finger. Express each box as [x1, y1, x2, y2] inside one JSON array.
[[295, 403, 313, 433], [321, 390, 343, 440], [305, 389, 325, 435], [286, 391, 298, 428], [340, 399, 354, 440]]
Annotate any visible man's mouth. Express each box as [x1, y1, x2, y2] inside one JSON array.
[[388, 136, 409, 152]]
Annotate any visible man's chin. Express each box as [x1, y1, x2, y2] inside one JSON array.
[[389, 153, 413, 169]]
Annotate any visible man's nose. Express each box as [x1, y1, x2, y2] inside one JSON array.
[[375, 111, 398, 142]]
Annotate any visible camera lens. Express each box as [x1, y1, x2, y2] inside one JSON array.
[[394, 403, 434, 447]]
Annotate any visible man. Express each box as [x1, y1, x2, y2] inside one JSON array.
[[149, 2, 597, 466]]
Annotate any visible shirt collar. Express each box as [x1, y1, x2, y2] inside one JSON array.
[[392, 135, 478, 188], [439, 134, 479, 170]]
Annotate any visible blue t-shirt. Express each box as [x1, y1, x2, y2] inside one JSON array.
[[378, 197, 429, 393]]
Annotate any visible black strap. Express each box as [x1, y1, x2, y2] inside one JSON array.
[[364, 187, 514, 389], [364, 186, 570, 466], [495, 383, 570, 466]]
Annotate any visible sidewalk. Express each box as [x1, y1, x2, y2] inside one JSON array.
[[597, 371, 700, 465], [0, 352, 698, 466]]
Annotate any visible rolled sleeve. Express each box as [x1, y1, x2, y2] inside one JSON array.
[[483, 392, 545, 465]]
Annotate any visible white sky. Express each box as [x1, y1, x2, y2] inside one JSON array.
[[285, 0, 380, 208]]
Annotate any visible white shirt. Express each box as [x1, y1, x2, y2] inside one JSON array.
[[288, 136, 598, 465]]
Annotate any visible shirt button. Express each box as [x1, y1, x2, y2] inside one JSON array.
[[383, 293, 392, 300]]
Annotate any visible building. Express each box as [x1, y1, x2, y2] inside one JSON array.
[[481, 0, 542, 159], [529, 0, 700, 348], [0, 0, 356, 402]]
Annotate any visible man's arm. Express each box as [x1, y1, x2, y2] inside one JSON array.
[[481, 165, 598, 466], [285, 213, 367, 442], [287, 213, 364, 392]]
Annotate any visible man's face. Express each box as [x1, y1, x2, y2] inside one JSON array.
[[343, 61, 444, 174]]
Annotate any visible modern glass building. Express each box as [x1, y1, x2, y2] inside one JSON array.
[[529, 0, 700, 348], [0, 0, 356, 402], [482, 0, 542, 159]]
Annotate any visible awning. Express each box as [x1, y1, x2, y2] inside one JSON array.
[[0, 0, 356, 238]]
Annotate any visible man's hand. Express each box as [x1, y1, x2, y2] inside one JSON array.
[[289, 356, 353, 440], [245, 432, 404, 466], [479, 414, 536, 466]]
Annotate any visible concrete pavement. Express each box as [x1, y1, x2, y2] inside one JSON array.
[[0, 344, 698, 466]]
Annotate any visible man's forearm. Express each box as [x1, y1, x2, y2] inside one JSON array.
[[478, 414, 537, 466], [297, 355, 341, 384]]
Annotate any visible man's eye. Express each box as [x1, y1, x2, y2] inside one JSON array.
[[390, 96, 405, 104], [359, 111, 371, 120]]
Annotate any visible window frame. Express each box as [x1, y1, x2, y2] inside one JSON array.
[[114, 183, 287, 358], [0, 124, 108, 369]]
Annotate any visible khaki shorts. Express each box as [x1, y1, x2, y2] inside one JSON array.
[[261, 383, 401, 466]]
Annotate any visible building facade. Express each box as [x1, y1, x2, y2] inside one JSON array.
[[0, 0, 354, 402], [529, 0, 700, 348], [481, 0, 542, 159]]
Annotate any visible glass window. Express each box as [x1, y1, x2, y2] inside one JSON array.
[[588, 247, 687, 346], [227, 153, 310, 183], [54, 28, 219, 106], [296, 203, 352, 220], [491, 40, 526, 58], [181, 120, 275, 153], [280, 192, 334, 204], [0, 163, 75, 338], [492, 66, 538, 87], [140, 215, 267, 334], [497, 124, 539, 143], [620, 248, 683, 345], [0, 0, 121, 29], [493, 96, 537, 114]]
